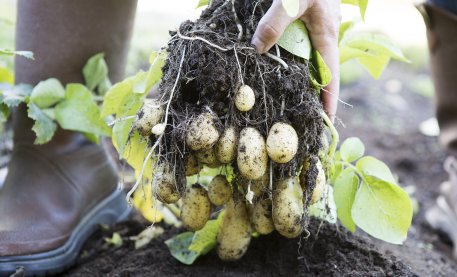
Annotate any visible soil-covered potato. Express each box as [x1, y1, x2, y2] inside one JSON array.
[[153, 170, 180, 204], [252, 198, 274, 235], [237, 127, 268, 180], [272, 177, 304, 238], [266, 122, 298, 163], [217, 199, 252, 261], [195, 147, 221, 168], [181, 184, 211, 231], [250, 172, 269, 198], [185, 153, 201, 176], [208, 175, 232, 206], [186, 112, 220, 151], [300, 158, 326, 204], [234, 85, 255, 112], [215, 126, 238, 164], [134, 99, 164, 136]]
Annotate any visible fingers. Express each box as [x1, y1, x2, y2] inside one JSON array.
[[252, 0, 310, 53]]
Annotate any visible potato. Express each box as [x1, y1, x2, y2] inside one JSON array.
[[250, 172, 270, 198], [215, 126, 237, 163], [186, 112, 220, 151], [134, 99, 164, 136], [272, 177, 304, 238], [195, 147, 221, 168], [151, 123, 166, 136], [234, 85, 255, 112], [266, 122, 298, 163], [208, 175, 232, 206], [181, 184, 211, 231], [252, 198, 274, 235], [299, 158, 326, 204], [153, 170, 180, 204], [237, 127, 268, 180], [217, 199, 252, 261], [185, 153, 201, 176]]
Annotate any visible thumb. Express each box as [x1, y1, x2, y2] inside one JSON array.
[[252, 0, 309, 53]]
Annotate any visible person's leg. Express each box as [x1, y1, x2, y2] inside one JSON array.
[[421, 1, 457, 259], [0, 0, 137, 275]]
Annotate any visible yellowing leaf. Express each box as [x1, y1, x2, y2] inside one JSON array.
[[133, 183, 163, 223], [277, 20, 311, 60], [352, 175, 413, 244]]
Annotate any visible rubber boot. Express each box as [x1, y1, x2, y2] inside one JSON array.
[[0, 0, 137, 276], [420, 3, 457, 260]]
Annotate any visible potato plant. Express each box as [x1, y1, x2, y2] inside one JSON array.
[[22, 0, 410, 265]]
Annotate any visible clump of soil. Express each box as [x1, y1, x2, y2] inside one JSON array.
[[155, 0, 323, 204], [64, 217, 415, 277]]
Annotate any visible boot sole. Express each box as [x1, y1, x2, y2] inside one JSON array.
[[0, 188, 131, 276]]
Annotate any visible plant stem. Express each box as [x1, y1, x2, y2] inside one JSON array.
[[165, 203, 181, 218], [321, 111, 339, 161]]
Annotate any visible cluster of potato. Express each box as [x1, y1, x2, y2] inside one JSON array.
[[133, 85, 326, 261]]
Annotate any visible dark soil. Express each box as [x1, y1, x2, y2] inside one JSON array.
[[62, 61, 457, 276]]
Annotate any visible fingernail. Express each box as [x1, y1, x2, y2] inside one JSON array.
[[251, 37, 265, 53]]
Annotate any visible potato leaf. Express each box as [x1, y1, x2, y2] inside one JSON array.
[[196, 0, 209, 8], [115, 131, 152, 180], [27, 103, 57, 144], [30, 78, 65, 108], [133, 51, 166, 94], [356, 156, 396, 184], [1, 84, 32, 108], [55, 84, 111, 137], [333, 168, 358, 232], [352, 175, 413, 244], [341, 0, 368, 20], [340, 137, 365, 163], [83, 53, 108, 91], [339, 21, 355, 44], [310, 50, 332, 88], [281, 0, 300, 17], [277, 20, 311, 60], [133, 183, 163, 222], [0, 48, 34, 59], [0, 103, 9, 123], [0, 65, 14, 84], [165, 232, 200, 265], [189, 212, 224, 254]]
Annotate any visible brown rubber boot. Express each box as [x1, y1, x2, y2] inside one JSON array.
[[0, 0, 137, 275], [420, 3, 457, 260]]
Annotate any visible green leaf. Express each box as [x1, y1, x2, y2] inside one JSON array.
[[333, 168, 358, 232], [0, 48, 34, 59], [281, 0, 300, 17], [351, 175, 413, 244], [340, 137, 365, 163], [339, 21, 355, 44], [341, 0, 368, 20], [115, 131, 152, 180], [356, 156, 396, 184], [310, 49, 332, 87], [133, 51, 166, 94], [196, 0, 209, 8], [102, 73, 141, 117], [0, 65, 14, 84], [30, 78, 65, 108], [189, 212, 224, 254], [97, 77, 112, 96], [165, 232, 200, 265], [330, 151, 343, 183], [277, 20, 312, 60], [1, 84, 32, 108], [357, 53, 390, 79], [0, 103, 10, 123], [27, 103, 57, 144], [55, 84, 111, 137], [83, 53, 108, 91]]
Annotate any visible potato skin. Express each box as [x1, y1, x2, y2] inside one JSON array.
[[186, 112, 220, 151], [185, 153, 201, 176], [153, 171, 180, 204], [252, 198, 274, 235], [135, 99, 164, 136], [272, 178, 304, 238], [217, 199, 252, 261], [215, 126, 238, 164], [299, 158, 326, 204], [195, 147, 221, 168], [266, 122, 298, 163], [237, 127, 268, 180], [181, 184, 211, 231], [234, 85, 255, 112], [208, 175, 232, 206]]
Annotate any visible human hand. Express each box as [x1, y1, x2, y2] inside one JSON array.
[[252, 0, 341, 121]]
